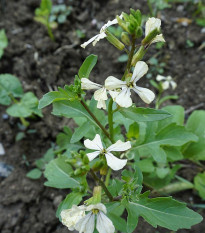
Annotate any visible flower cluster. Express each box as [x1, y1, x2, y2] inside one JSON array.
[[61, 203, 115, 233], [156, 75, 177, 90], [80, 16, 165, 109]]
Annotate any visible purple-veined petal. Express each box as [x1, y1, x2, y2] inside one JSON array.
[[96, 212, 115, 233]]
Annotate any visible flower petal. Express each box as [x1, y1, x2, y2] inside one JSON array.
[[105, 76, 126, 90], [131, 61, 148, 83], [97, 99, 107, 110], [162, 81, 169, 90], [97, 212, 115, 233], [109, 90, 120, 101], [107, 140, 131, 152], [115, 87, 132, 108], [81, 35, 99, 49], [84, 134, 104, 151], [133, 85, 155, 104], [170, 80, 177, 90], [81, 78, 102, 90], [156, 75, 166, 81], [151, 34, 165, 44], [86, 151, 100, 161], [93, 32, 107, 46], [145, 17, 161, 36], [105, 152, 127, 171], [75, 212, 95, 233], [61, 205, 86, 230], [94, 87, 108, 101]]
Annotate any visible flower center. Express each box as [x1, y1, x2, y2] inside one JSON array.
[[92, 209, 99, 214], [127, 82, 134, 88], [101, 149, 107, 155]]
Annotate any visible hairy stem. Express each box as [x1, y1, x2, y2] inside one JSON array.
[[80, 100, 114, 143], [90, 169, 113, 201]]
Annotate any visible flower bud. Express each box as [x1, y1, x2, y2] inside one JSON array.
[[105, 30, 125, 51], [135, 26, 143, 38], [142, 28, 160, 46], [121, 32, 131, 46], [92, 160, 104, 171], [83, 154, 89, 165], [131, 46, 146, 66], [100, 165, 108, 176], [117, 15, 129, 32]]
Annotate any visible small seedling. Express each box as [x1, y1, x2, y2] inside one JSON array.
[[0, 29, 8, 59]]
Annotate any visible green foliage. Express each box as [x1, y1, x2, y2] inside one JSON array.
[[26, 168, 42, 179], [44, 157, 81, 189], [194, 172, 205, 200], [147, 0, 171, 17], [0, 29, 8, 59], [0, 74, 23, 105], [50, 4, 72, 24], [146, 57, 166, 79], [78, 54, 98, 79], [126, 192, 202, 231], [7, 92, 42, 118]]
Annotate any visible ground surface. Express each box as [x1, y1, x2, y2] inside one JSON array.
[[0, 0, 205, 232]]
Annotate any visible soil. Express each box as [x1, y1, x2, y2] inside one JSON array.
[[0, 0, 205, 232]]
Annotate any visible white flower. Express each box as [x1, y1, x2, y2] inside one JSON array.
[[156, 75, 177, 90], [61, 205, 86, 230], [75, 203, 115, 233], [84, 134, 131, 171], [145, 17, 165, 44], [105, 61, 155, 108], [81, 15, 123, 48], [81, 78, 107, 109], [61, 203, 115, 233]]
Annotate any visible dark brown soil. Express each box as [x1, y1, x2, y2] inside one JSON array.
[[0, 0, 204, 232]]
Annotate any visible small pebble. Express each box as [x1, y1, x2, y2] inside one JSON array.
[[0, 143, 5, 155], [0, 162, 13, 177]]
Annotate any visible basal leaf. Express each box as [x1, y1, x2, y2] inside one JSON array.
[[78, 54, 98, 79], [26, 168, 42, 179], [194, 172, 205, 200], [119, 107, 171, 122]]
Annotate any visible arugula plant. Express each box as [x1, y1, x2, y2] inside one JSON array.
[[38, 9, 203, 233], [0, 74, 42, 127], [0, 29, 8, 59]]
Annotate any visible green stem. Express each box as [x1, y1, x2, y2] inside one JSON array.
[[105, 168, 112, 187], [155, 90, 163, 109], [47, 19, 55, 41], [122, 36, 136, 81], [108, 99, 114, 141], [147, 0, 154, 17], [90, 169, 113, 201], [80, 100, 114, 143]]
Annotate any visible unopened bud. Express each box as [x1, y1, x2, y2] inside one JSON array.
[[83, 154, 89, 164], [92, 160, 104, 171], [135, 26, 143, 38], [100, 165, 108, 176], [131, 46, 146, 66], [117, 15, 129, 32], [105, 30, 125, 51], [121, 32, 131, 46], [142, 28, 160, 46]]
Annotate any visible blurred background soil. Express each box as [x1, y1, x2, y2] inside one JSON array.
[[0, 0, 204, 232]]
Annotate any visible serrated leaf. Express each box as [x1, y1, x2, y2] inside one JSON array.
[[129, 194, 202, 230], [78, 54, 98, 79], [126, 204, 139, 233], [56, 192, 83, 219], [119, 107, 171, 122], [26, 168, 42, 179], [44, 158, 80, 189], [0, 74, 23, 105]]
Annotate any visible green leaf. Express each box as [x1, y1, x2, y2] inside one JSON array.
[[38, 90, 76, 109], [119, 107, 171, 122], [126, 204, 139, 233], [26, 168, 42, 179], [78, 54, 98, 79], [129, 193, 202, 230], [52, 100, 102, 129], [194, 172, 205, 200], [0, 74, 23, 105], [56, 192, 83, 219], [107, 213, 127, 232], [7, 92, 42, 117], [70, 122, 93, 143], [0, 29, 8, 58], [44, 158, 80, 189], [158, 95, 178, 107], [184, 110, 205, 161], [137, 158, 155, 173], [132, 123, 198, 163]]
